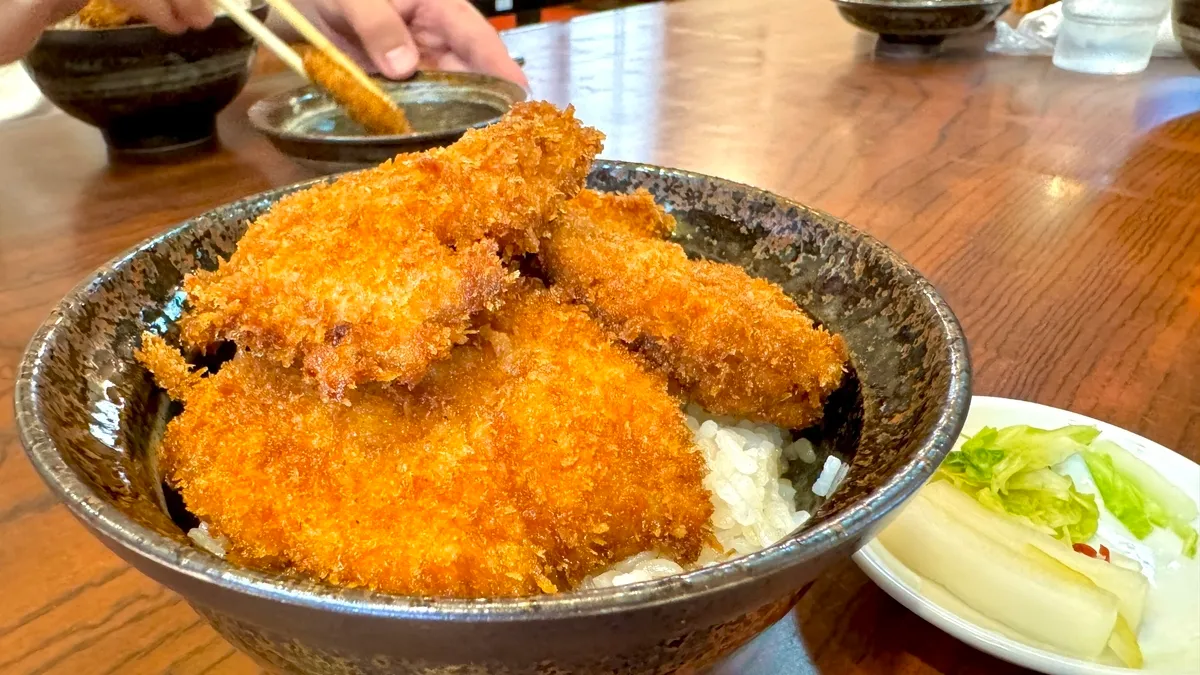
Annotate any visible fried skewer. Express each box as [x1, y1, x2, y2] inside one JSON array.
[[261, 0, 412, 134], [298, 46, 411, 135], [212, 0, 410, 135]]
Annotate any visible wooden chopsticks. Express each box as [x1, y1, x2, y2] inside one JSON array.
[[212, 0, 306, 79], [259, 0, 399, 108], [214, 0, 398, 110], [214, 0, 411, 134]]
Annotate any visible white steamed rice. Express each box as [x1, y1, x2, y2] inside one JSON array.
[[187, 521, 229, 558], [186, 402, 850, 590], [584, 403, 846, 589]]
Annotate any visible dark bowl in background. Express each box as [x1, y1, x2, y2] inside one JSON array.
[[16, 161, 970, 674], [834, 0, 1011, 46], [1174, 0, 1200, 69], [248, 71, 528, 174], [21, 4, 267, 162]]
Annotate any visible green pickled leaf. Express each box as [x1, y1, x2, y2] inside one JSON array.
[[936, 425, 1101, 545], [1081, 452, 1155, 539], [991, 484, 1099, 543], [1007, 468, 1074, 501], [1083, 447, 1200, 558], [937, 425, 1197, 557], [943, 427, 1005, 484], [1171, 521, 1199, 558], [1088, 441, 1198, 521], [987, 425, 1100, 491]]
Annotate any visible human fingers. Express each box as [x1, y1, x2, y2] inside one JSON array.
[[167, 0, 213, 29], [45, 0, 88, 23], [118, 0, 187, 32], [1, 0, 82, 63], [432, 51, 468, 72], [334, 0, 418, 78], [411, 0, 527, 87]]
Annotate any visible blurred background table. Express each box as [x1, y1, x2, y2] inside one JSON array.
[[2, 0, 1199, 673]]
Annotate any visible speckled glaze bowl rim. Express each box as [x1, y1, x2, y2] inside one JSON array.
[[39, 0, 268, 36], [246, 71, 529, 146], [15, 160, 971, 622]]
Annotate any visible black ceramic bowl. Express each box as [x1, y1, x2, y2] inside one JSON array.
[[22, 4, 267, 161], [249, 71, 528, 174], [834, 0, 1011, 46], [1174, 0, 1200, 69], [16, 162, 970, 674]]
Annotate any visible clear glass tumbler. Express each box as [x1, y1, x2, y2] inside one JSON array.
[[1053, 0, 1172, 75]]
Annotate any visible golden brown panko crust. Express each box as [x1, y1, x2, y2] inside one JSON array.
[[77, 0, 137, 27], [542, 189, 848, 429], [180, 102, 604, 399], [299, 46, 412, 136], [137, 284, 711, 598]]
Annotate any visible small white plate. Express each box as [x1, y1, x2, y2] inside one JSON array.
[[853, 395, 1200, 675]]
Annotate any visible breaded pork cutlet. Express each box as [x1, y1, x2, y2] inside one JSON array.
[[541, 189, 848, 429], [472, 285, 712, 584], [180, 102, 604, 399], [137, 284, 711, 597]]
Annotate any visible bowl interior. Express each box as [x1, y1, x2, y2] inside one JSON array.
[[17, 161, 969, 613]]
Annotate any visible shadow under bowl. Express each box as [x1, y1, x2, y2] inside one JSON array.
[[16, 161, 970, 674], [833, 0, 1011, 46], [248, 71, 528, 174], [21, 4, 267, 163]]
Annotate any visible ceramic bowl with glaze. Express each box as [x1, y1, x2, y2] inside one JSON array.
[[248, 71, 528, 174], [16, 162, 971, 674], [1174, 0, 1200, 70], [833, 0, 1011, 46], [21, 4, 267, 162]]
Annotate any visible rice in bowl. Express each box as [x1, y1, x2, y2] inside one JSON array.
[[585, 404, 846, 589]]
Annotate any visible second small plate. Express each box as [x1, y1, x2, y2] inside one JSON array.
[[249, 71, 527, 173]]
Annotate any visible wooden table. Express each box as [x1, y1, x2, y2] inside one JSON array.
[[2, 0, 1199, 672]]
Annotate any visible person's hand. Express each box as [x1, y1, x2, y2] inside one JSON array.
[[1, 0, 83, 64], [275, 0, 527, 88], [110, 0, 214, 34]]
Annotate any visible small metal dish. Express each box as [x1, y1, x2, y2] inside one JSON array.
[[248, 71, 527, 173]]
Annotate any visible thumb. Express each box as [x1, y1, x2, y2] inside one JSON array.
[[335, 0, 418, 79]]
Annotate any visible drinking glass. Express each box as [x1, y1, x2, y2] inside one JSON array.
[[1053, 0, 1172, 74]]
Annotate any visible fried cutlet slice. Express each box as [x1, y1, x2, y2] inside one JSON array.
[[139, 333, 547, 597], [78, 0, 137, 27], [180, 102, 604, 399], [471, 285, 712, 585], [299, 46, 411, 136], [541, 189, 848, 430], [137, 285, 711, 597]]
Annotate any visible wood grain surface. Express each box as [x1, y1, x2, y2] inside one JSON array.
[[2, 0, 1198, 673]]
